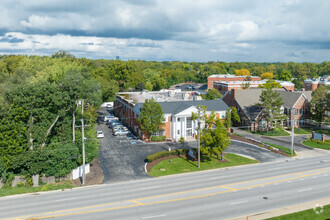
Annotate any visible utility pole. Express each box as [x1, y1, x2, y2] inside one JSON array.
[[81, 99, 86, 185], [197, 107, 201, 168], [291, 109, 295, 156]]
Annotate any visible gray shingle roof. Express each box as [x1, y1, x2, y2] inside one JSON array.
[[136, 99, 229, 114], [232, 89, 305, 121]]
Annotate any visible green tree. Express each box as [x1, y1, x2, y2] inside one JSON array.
[[259, 79, 282, 89], [202, 88, 222, 100], [257, 88, 287, 130], [192, 106, 231, 161], [310, 86, 329, 124], [278, 69, 292, 81], [137, 98, 164, 140]]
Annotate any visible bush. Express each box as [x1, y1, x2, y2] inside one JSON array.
[[180, 136, 185, 143], [147, 149, 188, 162], [151, 136, 166, 142]]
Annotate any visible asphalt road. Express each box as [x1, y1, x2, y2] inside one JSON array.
[[97, 109, 286, 183], [1, 155, 330, 220]]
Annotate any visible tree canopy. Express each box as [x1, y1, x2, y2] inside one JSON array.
[[310, 86, 329, 124]]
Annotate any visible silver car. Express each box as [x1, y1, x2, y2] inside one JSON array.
[[113, 129, 130, 136]]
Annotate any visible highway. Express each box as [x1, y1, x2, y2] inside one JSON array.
[[1, 155, 330, 220]]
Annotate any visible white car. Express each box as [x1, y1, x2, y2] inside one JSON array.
[[113, 129, 130, 136], [106, 103, 113, 108], [96, 131, 104, 138]]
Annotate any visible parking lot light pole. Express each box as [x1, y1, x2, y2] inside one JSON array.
[[197, 107, 201, 168]]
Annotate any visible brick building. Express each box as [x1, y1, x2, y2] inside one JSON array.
[[304, 75, 330, 91], [222, 88, 310, 131], [213, 80, 295, 93], [207, 74, 261, 89], [114, 90, 229, 141]]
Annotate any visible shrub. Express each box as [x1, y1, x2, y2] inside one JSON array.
[[151, 136, 166, 142], [180, 136, 185, 143], [147, 149, 188, 162]]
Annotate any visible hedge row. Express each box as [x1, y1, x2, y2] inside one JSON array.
[[147, 149, 188, 162], [151, 136, 166, 142]]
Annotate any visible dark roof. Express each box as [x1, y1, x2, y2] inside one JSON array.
[[136, 99, 229, 114]]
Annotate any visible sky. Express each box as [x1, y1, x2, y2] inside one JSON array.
[[0, 0, 329, 62]]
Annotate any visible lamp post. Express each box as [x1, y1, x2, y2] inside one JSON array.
[[291, 109, 295, 156]]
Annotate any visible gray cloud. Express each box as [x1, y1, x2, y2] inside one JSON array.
[[0, 0, 329, 62]]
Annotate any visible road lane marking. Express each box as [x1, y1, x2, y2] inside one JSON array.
[[210, 176, 223, 180], [230, 200, 248, 205], [267, 167, 282, 171], [297, 188, 312, 192], [143, 214, 166, 219], [10, 166, 330, 220], [139, 186, 160, 190], [55, 198, 78, 202]]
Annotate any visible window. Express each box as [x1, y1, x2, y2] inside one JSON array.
[[152, 129, 165, 136], [259, 120, 267, 129], [300, 109, 303, 115], [186, 117, 192, 128], [284, 108, 288, 115]]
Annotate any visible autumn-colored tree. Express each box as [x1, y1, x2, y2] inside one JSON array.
[[235, 69, 250, 76], [261, 72, 274, 80]]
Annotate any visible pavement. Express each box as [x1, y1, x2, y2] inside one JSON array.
[[1, 155, 330, 219], [232, 128, 330, 159]]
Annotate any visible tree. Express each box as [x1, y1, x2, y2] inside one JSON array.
[[202, 88, 222, 100], [261, 72, 274, 80], [278, 69, 292, 81], [257, 88, 287, 130], [235, 69, 250, 76], [137, 98, 164, 139], [310, 86, 329, 124], [224, 107, 241, 129], [192, 106, 231, 161], [259, 79, 282, 89]]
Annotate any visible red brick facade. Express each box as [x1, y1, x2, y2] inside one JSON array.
[[208, 75, 261, 89]]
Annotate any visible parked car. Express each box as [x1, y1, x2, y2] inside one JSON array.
[[109, 121, 121, 128], [113, 125, 128, 132], [113, 129, 130, 136], [106, 103, 113, 108], [106, 117, 119, 124], [96, 131, 104, 138], [103, 115, 115, 122]]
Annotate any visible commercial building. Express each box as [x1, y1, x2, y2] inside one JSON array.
[[207, 74, 261, 89], [113, 89, 229, 141]]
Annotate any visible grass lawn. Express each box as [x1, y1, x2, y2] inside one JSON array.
[[302, 139, 330, 150], [251, 129, 290, 136], [148, 153, 258, 177], [267, 204, 330, 220], [0, 181, 75, 197], [264, 142, 296, 156], [289, 127, 330, 136]]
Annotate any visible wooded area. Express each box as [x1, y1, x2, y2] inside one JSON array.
[[0, 52, 329, 183]]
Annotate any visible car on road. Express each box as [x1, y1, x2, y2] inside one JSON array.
[[109, 121, 121, 128], [105, 117, 119, 124], [106, 103, 113, 108], [96, 131, 104, 138], [103, 115, 116, 122], [113, 129, 130, 136]]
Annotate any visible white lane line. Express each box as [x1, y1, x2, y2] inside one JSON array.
[[288, 181, 292, 183], [297, 188, 312, 192], [313, 176, 317, 179], [139, 186, 160, 190], [230, 200, 248, 205], [273, 183, 279, 185], [300, 178, 305, 181], [210, 176, 223, 180], [143, 214, 166, 219], [267, 167, 282, 171], [55, 198, 78, 202]]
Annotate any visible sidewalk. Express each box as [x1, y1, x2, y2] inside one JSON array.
[[232, 197, 330, 220]]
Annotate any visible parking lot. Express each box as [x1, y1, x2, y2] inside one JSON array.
[[96, 108, 185, 183]]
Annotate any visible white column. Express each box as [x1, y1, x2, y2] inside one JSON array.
[[184, 117, 187, 139]]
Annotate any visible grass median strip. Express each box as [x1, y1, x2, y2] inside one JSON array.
[[302, 139, 330, 150], [148, 153, 258, 177], [266, 204, 330, 220], [263, 142, 296, 157]]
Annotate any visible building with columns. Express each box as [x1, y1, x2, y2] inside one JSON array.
[[113, 90, 229, 141]]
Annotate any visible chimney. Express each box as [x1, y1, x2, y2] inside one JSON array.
[[231, 89, 236, 98]]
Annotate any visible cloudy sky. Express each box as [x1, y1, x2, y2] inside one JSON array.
[[0, 0, 329, 62]]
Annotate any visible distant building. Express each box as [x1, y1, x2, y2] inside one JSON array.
[[304, 75, 330, 91], [207, 74, 261, 89], [113, 89, 229, 141], [213, 79, 295, 93]]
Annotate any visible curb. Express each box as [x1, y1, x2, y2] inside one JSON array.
[[144, 162, 148, 174], [231, 197, 330, 220]]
